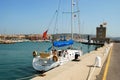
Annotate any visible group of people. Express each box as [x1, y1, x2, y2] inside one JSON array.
[[52, 49, 68, 57], [52, 49, 69, 62]]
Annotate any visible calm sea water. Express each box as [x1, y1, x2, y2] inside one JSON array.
[[0, 41, 98, 80]]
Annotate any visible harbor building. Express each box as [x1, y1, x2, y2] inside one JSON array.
[[91, 23, 110, 44]]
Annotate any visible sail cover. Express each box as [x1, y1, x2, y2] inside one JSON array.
[[53, 39, 74, 47]]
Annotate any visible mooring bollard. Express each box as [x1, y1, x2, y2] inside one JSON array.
[[106, 47, 109, 54], [95, 56, 101, 67]]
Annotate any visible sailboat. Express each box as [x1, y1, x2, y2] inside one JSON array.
[[32, 0, 83, 71]]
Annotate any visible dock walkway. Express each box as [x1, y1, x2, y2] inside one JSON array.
[[107, 43, 120, 80], [32, 44, 112, 80]]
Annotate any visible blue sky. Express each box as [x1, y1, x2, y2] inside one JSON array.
[[0, 0, 120, 37]]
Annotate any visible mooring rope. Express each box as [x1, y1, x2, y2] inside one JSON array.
[[87, 62, 97, 80]]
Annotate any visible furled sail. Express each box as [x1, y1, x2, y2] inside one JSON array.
[[53, 39, 74, 47]]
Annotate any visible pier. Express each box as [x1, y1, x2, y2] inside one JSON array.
[[105, 43, 120, 80], [32, 43, 112, 80]]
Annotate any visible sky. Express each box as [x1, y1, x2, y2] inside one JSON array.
[[0, 0, 120, 37]]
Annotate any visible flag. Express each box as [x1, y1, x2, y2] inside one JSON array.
[[103, 22, 107, 25], [42, 30, 48, 40]]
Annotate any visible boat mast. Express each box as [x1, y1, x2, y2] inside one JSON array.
[[76, 0, 81, 39], [71, 0, 74, 40]]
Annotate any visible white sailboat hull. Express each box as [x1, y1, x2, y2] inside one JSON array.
[[32, 49, 82, 71], [32, 56, 60, 71]]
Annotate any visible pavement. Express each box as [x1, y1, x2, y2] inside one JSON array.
[[31, 43, 112, 80], [106, 43, 120, 80]]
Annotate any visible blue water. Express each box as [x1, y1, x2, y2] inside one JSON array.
[[0, 42, 98, 80]]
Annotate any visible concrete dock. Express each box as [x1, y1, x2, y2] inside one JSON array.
[[106, 43, 120, 80], [31, 43, 112, 80]]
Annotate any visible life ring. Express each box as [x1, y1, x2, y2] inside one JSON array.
[[33, 51, 37, 57], [53, 56, 58, 62]]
